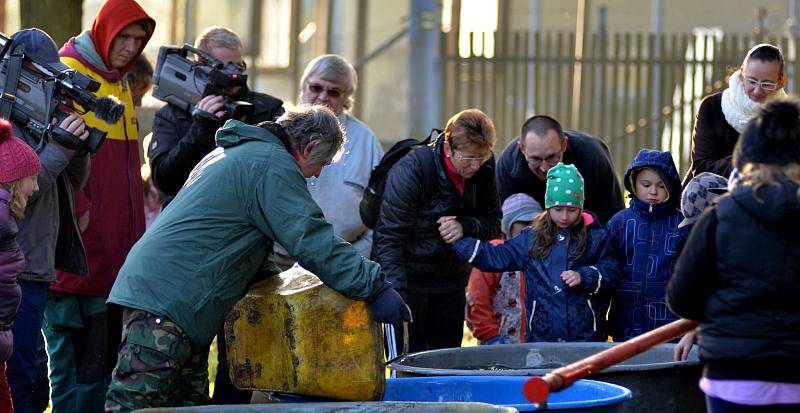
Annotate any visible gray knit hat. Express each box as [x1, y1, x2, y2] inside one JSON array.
[[501, 193, 543, 235], [679, 172, 729, 228]]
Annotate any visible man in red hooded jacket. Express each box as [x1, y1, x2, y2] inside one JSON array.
[[41, 1, 155, 411]]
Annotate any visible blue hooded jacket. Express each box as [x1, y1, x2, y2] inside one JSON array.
[[454, 212, 620, 342], [606, 149, 687, 341]]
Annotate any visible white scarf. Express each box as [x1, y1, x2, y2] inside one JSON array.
[[721, 70, 787, 132]]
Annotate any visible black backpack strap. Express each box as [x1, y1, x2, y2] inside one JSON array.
[[1, 43, 25, 120], [417, 130, 441, 203]]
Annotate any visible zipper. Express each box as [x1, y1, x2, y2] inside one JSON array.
[[528, 300, 537, 331], [587, 299, 597, 332]]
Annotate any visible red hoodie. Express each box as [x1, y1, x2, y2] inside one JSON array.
[[52, 0, 154, 297], [92, 0, 154, 75]]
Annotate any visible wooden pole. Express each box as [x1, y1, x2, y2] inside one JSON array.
[[524, 318, 699, 405], [570, 0, 589, 127]]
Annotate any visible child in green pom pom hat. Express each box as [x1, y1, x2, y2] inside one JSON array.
[[449, 162, 620, 342]]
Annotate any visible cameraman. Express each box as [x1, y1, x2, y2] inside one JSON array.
[[2, 29, 91, 413], [149, 26, 285, 207]]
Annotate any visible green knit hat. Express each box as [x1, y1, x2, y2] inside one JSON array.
[[545, 162, 585, 208]]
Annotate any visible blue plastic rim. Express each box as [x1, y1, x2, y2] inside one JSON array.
[[383, 376, 632, 411]]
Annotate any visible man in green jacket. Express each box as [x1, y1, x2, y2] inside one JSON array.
[[105, 105, 410, 412]]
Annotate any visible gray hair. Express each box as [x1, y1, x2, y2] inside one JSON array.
[[194, 26, 243, 53], [299, 54, 357, 111], [276, 105, 346, 164]]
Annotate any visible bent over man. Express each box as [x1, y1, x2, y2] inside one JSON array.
[[105, 106, 410, 412]]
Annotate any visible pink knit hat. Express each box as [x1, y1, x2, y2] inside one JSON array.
[[0, 119, 41, 185]]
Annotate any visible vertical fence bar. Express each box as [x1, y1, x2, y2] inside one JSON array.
[[622, 33, 633, 166], [657, 33, 669, 154], [610, 33, 621, 163], [480, 32, 489, 114], [566, 32, 577, 127], [493, 28, 504, 142], [599, 30, 609, 141], [585, 33, 598, 133], [634, 33, 644, 150], [510, 31, 522, 144]]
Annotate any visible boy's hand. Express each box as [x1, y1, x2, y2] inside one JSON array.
[[560, 270, 581, 287]]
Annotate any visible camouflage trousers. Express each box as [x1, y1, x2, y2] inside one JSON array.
[[105, 308, 210, 412]]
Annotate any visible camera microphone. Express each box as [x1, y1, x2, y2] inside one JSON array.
[[92, 95, 125, 124]]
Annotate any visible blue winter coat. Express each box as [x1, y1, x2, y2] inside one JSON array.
[[606, 149, 687, 342], [454, 213, 619, 342]]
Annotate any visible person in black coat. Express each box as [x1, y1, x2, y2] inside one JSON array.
[[495, 115, 623, 225], [667, 98, 800, 412], [147, 26, 283, 405], [682, 44, 787, 186], [149, 26, 284, 207], [373, 109, 502, 352]]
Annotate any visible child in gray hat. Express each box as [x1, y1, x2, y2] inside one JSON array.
[[672, 172, 728, 361], [679, 172, 729, 230], [465, 193, 542, 344]]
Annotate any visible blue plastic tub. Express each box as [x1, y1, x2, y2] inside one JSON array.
[[383, 376, 632, 412]]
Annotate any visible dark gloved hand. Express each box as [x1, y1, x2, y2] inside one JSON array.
[[483, 335, 508, 345], [367, 282, 412, 325]]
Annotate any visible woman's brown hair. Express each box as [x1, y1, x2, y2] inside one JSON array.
[[738, 163, 800, 203], [444, 109, 495, 151]]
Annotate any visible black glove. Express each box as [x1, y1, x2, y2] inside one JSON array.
[[367, 282, 412, 325]]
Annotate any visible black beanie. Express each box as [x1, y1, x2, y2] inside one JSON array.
[[734, 97, 800, 169]]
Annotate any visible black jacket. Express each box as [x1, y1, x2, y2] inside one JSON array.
[[667, 179, 800, 382], [149, 88, 284, 204], [372, 136, 502, 294], [682, 92, 740, 186], [495, 130, 624, 225]]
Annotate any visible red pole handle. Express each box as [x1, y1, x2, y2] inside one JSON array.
[[523, 318, 699, 405]]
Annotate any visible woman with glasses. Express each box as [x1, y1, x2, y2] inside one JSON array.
[[683, 44, 787, 186], [372, 109, 502, 353]]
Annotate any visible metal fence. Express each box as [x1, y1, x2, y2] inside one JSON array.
[[442, 30, 799, 177]]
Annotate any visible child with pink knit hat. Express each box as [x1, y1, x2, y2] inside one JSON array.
[[0, 118, 41, 411]]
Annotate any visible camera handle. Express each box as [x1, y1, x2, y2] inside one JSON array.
[[48, 122, 107, 154], [0, 43, 26, 121]]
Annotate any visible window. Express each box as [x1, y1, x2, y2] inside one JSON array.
[[458, 0, 498, 58], [259, 0, 292, 68]]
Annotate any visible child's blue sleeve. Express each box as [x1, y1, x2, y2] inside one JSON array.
[[453, 229, 531, 273], [576, 228, 621, 296]]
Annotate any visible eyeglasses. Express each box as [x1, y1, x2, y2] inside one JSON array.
[[451, 149, 489, 164], [743, 76, 779, 91], [307, 83, 343, 98], [525, 154, 561, 167]]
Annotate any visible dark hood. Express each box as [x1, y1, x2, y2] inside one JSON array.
[[731, 179, 800, 227], [624, 149, 681, 209]]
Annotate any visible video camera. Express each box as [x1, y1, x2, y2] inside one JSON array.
[[152, 44, 253, 120], [0, 33, 125, 154]]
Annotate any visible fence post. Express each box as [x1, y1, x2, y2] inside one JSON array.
[[408, 0, 443, 136]]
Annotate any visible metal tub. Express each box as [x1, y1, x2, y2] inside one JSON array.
[[134, 402, 519, 413], [389, 342, 704, 413]]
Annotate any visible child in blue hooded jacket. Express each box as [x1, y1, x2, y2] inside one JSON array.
[[450, 163, 619, 342], [606, 149, 687, 342]]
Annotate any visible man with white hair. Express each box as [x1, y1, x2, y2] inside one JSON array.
[[273, 54, 383, 268]]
